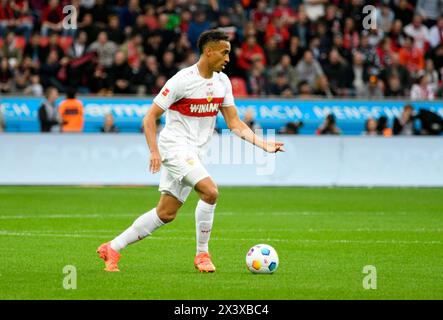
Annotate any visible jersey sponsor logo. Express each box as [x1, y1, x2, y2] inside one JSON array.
[[162, 88, 170, 96], [170, 97, 224, 117]]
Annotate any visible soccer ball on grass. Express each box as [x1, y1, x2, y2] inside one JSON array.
[[246, 244, 279, 274]]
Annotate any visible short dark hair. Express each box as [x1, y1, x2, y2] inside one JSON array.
[[197, 29, 229, 54], [66, 87, 77, 99]]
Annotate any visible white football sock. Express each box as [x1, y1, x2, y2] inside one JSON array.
[[110, 208, 164, 252], [195, 199, 216, 254]]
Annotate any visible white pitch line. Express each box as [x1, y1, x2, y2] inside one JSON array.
[[0, 210, 419, 220], [0, 230, 440, 245]]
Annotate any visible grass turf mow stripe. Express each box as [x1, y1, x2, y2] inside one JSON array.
[[0, 186, 442, 299]]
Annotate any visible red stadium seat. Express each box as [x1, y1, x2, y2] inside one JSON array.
[[230, 77, 248, 97], [59, 36, 73, 53], [15, 36, 26, 49]]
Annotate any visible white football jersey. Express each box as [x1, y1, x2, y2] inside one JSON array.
[[153, 64, 235, 159]]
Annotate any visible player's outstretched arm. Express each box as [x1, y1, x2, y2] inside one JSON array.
[[143, 103, 165, 173], [220, 105, 285, 153]]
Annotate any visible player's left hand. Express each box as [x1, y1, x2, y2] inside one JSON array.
[[264, 141, 285, 153]]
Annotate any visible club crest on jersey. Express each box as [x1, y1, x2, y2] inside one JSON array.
[[162, 88, 170, 96], [206, 95, 213, 103]]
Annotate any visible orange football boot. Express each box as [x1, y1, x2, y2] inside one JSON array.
[[194, 252, 216, 273], [97, 242, 121, 272]]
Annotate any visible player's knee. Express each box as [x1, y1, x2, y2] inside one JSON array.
[[202, 187, 219, 205], [156, 207, 177, 223]]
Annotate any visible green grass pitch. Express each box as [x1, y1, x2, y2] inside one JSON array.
[[0, 186, 442, 300]]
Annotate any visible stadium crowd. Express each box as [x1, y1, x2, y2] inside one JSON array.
[[1, 0, 443, 99]]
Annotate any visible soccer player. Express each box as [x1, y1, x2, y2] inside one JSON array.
[[97, 30, 284, 272]]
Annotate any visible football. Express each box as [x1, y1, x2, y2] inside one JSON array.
[[246, 244, 279, 274]]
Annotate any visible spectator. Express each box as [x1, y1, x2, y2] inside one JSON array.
[[269, 54, 296, 90], [40, 32, 65, 64], [251, 0, 272, 38], [404, 14, 430, 51], [0, 57, 12, 93], [388, 19, 406, 50], [68, 31, 88, 59], [130, 58, 146, 95], [101, 113, 119, 133], [40, 0, 63, 36], [237, 35, 267, 72], [2, 31, 22, 62], [247, 60, 268, 96], [289, 9, 311, 49], [106, 14, 125, 45], [88, 32, 118, 68], [286, 36, 304, 66], [357, 33, 381, 70], [265, 14, 290, 50], [0, 107, 4, 132], [150, 74, 167, 95], [132, 14, 150, 41], [24, 74, 44, 96], [143, 5, 159, 31], [425, 59, 439, 87], [120, 32, 144, 68], [188, 11, 211, 52], [332, 33, 352, 64], [39, 50, 66, 92], [264, 36, 283, 66], [294, 49, 324, 88], [297, 80, 313, 98], [58, 87, 84, 132], [88, 65, 110, 95], [316, 20, 333, 61], [273, 0, 297, 25], [377, 4, 395, 34], [361, 75, 384, 100], [279, 121, 303, 134], [317, 114, 341, 135], [385, 74, 406, 97], [342, 17, 359, 51], [323, 48, 352, 96], [314, 75, 333, 98], [269, 71, 293, 97], [394, 0, 415, 27], [380, 52, 411, 94], [377, 37, 395, 68], [78, 13, 98, 46], [376, 116, 393, 136], [393, 104, 418, 135], [363, 118, 378, 136], [38, 86, 62, 132], [119, 0, 141, 32], [410, 73, 436, 100], [415, 0, 443, 28], [160, 51, 178, 80], [428, 15, 443, 48], [107, 51, 133, 94], [90, 0, 112, 30], [398, 35, 425, 74], [23, 32, 45, 63]]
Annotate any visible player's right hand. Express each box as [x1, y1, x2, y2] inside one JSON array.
[[149, 150, 162, 173]]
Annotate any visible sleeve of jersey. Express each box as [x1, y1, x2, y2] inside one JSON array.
[[153, 76, 182, 110], [221, 74, 235, 107]]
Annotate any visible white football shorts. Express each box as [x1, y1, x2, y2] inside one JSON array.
[[158, 150, 210, 203]]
